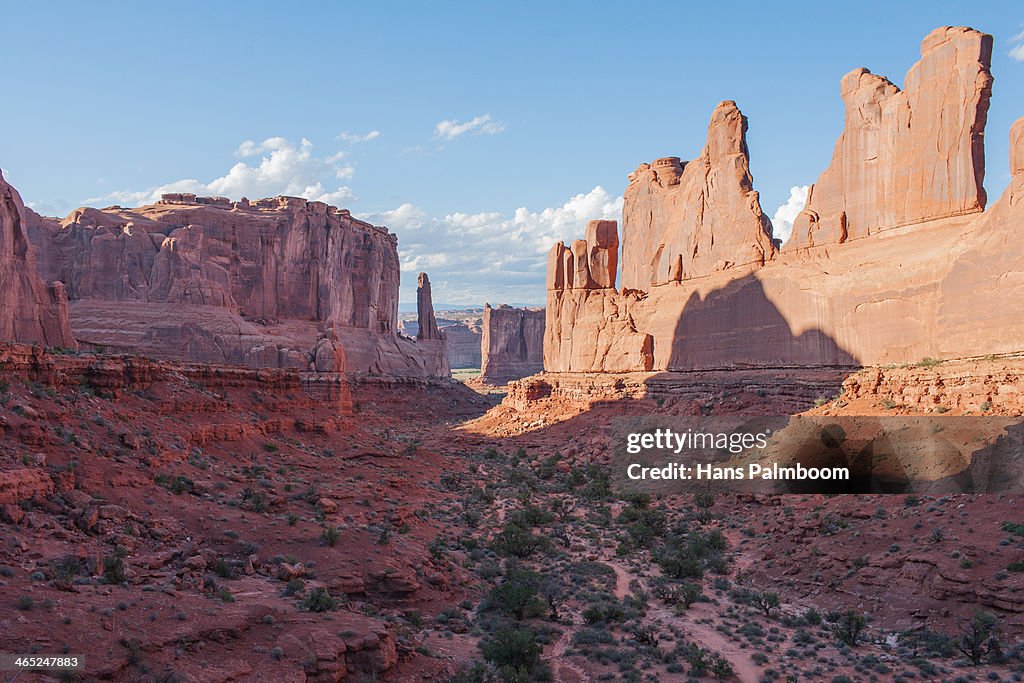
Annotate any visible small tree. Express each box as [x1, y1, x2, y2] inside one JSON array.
[[755, 591, 780, 618], [832, 610, 867, 647], [957, 611, 1002, 665], [491, 523, 548, 559]]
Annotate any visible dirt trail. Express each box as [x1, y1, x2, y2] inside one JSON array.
[[548, 618, 588, 683], [604, 557, 762, 683]]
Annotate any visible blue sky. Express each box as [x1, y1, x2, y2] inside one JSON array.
[[2, 1, 1022, 306]]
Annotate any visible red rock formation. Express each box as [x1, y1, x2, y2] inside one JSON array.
[[24, 191, 446, 375], [620, 101, 776, 290], [545, 221, 654, 373], [541, 28, 1023, 375], [416, 272, 441, 340], [479, 304, 546, 384], [440, 321, 482, 368], [0, 170, 76, 348], [786, 27, 993, 249]]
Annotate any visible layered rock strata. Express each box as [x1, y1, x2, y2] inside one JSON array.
[[0, 170, 76, 348], [479, 304, 546, 384], [545, 220, 653, 373], [21, 191, 446, 376], [786, 27, 993, 249]]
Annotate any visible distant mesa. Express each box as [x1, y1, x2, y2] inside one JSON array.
[[479, 304, 545, 385], [1, 182, 448, 377]]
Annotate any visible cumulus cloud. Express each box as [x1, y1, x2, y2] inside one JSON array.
[[1011, 28, 1024, 62], [336, 130, 381, 143], [771, 185, 810, 244], [433, 114, 506, 141], [363, 186, 622, 305], [86, 137, 356, 207]]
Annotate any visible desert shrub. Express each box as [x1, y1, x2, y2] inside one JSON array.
[[103, 548, 128, 584], [479, 627, 547, 682], [755, 591, 781, 617], [51, 555, 83, 581], [832, 610, 867, 647], [653, 528, 727, 580], [490, 523, 549, 559], [321, 526, 341, 547], [618, 506, 666, 549], [299, 587, 337, 612], [479, 568, 546, 621]]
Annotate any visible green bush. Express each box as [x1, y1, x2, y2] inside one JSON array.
[[299, 587, 337, 612]]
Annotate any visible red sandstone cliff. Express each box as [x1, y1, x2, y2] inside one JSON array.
[[786, 27, 993, 249], [22, 192, 446, 376], [621, 100, 776, 290], [441, 322, 482, 369], [0, 170, 76, 349], [479, 304, 545, 384], [542, 27, 1024, 375]]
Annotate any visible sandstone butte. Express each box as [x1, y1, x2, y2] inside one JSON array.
[[2, 187, 447, 377], [544, 26, 1024, 375], [478, 304, 545, 385], [440, 321, 482, 369]]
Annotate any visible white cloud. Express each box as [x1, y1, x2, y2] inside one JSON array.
[[771, 185, 810, 244], [1011, 28, 1024, 62], [433, 114, 506, 141], [86, 137, 356, 207], [363, 186, 622, 305], [336, 130, 381, 143]]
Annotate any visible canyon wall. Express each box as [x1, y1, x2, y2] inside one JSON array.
[[620, 100, 776, 290], [543, 26, 1024, 375], [786, 27, 993, 249], [21, 191, 447, 376], [479, 304, 545, 384], [0, 171, 76, 349], [441, 322, 482, 368]]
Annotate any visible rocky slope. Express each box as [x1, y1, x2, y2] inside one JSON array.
[[21, 191, 447, 376], [0, 171, 76, 350], [0, 343, 489, 681]]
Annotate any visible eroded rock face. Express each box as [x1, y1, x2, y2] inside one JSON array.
[[480, 304, 545, 384], [542, 28, 1022, 375], [24, 192, 446, 375], [545, 221, 654, 373], [440, 322, 482, 369], [786, 27, 993, 249], [0, 171, 76, 348], [416, 272, 440, 340], [620, 101, 776, 290]]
